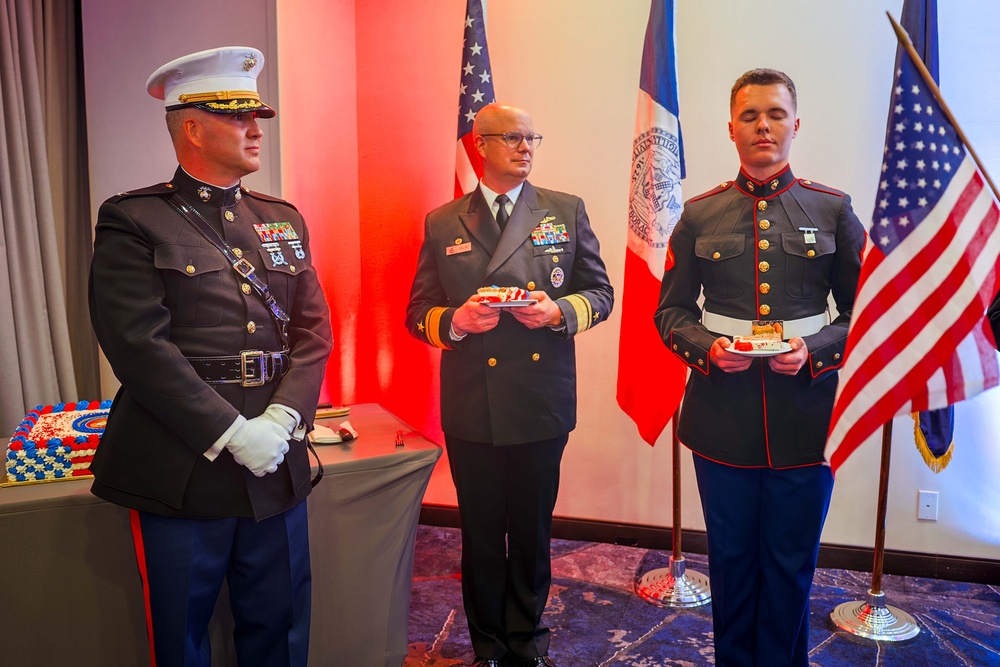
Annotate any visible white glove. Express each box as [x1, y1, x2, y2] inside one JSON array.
[[225, 416, 290, 477], [259, 404, 298, 441]]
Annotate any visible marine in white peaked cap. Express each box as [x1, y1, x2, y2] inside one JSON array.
[[89, 42, 333, 667], [146, 45, 275, 118]]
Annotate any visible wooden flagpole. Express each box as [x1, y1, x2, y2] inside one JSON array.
[[634, 407, 710, 607], [830, 419, 919, 640]]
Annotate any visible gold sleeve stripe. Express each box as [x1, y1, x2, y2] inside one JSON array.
[[563, 295, 593, 333], [424, 307, 449, 349]]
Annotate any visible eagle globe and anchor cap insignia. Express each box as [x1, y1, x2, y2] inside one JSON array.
[[629, 125, 683, 252]]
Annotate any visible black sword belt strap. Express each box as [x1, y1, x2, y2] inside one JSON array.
[[167, 194, 325, 487], [237, 195, 325, 487], [165, 193, 290, 348]]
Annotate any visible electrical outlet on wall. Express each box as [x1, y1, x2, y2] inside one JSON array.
[[918, 490, 939, 521]]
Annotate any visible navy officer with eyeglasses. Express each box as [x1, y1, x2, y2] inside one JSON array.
[[406, 103, 613, 667]]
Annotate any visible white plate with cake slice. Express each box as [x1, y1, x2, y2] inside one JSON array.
[[483, 300, 538, 308], [731, 341, 793, 357]]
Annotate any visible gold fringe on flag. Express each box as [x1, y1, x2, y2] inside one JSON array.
[[910, 412, 954, 473]]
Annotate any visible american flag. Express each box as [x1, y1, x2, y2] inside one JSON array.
[[826, 33, 1000, 473], [454, 0, 496, 198]]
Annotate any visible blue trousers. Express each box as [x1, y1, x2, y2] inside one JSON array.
[[692, 455, 833, 667], [129, 501, 311, 667]]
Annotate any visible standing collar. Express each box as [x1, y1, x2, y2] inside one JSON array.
[[733, 164, 795, 198], [169, 166, 245, 207]]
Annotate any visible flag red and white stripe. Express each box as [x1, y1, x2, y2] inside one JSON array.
[[827, 131, 1000, 472], [454, 0, 495, 197]]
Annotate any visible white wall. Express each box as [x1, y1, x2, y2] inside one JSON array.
[[482, 0, 1000, 561]]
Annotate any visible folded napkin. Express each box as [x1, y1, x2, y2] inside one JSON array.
[[309, 420, 358, 445]]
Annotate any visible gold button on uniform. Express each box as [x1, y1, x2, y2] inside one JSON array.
[[552, 256, 559, 263], [803, 180, 812, 185], [807, 249, 816, 258], [455, 238, 463, 244], [834, 353, 841, 360], [684, 351, 691, 358], [488, 358, 497, 367], [532, 353, 540, 361], [759, 282, 770, 294], [712, 251, 721, 260], [759, 219, 770, 230], [758, 240, 769, 251], [672, 344, 678, 351], [185, 265, 196, 274], [225, 211, 235, 222], [759, 304, 771, 316], [241, 283, 252, 295], [233, 248, 243, 258], [759, 261, 770, 272], [758, 200, 768, 211], [247, 321, 257, 334], [290, 265, 297, 272], [527, 281, 536, 290], [698, 359, 704, 366], [816, 361, 824, 369]]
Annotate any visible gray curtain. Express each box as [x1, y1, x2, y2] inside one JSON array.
[[0, 0, 98, 436]]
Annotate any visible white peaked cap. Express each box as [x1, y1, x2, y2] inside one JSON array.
[[146, 46, 275, 118]]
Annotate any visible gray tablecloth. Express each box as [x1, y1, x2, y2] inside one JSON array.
[[0, 403, 441, 667]]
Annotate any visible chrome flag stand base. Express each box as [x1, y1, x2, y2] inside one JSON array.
[[635, 556, 711, 608], [830, 590, 920, 641]]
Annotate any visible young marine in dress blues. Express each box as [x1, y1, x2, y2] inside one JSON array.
[[654, 69, 866, 667]]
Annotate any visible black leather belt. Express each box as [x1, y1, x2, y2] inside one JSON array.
[[187, 350, 290, 387]]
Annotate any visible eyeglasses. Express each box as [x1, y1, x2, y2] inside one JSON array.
[[479, 132, 543, 149]]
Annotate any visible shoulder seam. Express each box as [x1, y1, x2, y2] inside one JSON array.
[[797, 179, 845, 198], [109, 184, 173, 201], [689, 182, 733, 204], [244, 189, 299, 212]]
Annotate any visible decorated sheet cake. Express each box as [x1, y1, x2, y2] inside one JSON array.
[[3, 400, 111, 486]]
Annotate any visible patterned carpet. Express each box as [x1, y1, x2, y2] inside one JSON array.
[[405, 525, 1000, 666]]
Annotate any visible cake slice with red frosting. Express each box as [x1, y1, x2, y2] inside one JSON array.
[[477, 285, 529, 303]]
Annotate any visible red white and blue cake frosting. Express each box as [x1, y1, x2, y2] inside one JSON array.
[[4, 400, 111, 485]]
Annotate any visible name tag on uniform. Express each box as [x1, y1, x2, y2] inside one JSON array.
[[447, 242, 472, 256]]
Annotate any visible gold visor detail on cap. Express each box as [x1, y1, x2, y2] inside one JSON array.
[[202, 99, 264, 111], [178, 90, 261, 103]]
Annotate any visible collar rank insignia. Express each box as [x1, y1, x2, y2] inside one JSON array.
[[531, 221, 570, 247], [198, 186, 212, 202], [253, 221, 300, 243]]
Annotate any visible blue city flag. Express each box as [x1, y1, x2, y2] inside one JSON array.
[[896, 0, 954, 471], [638, 0, 684, 179], [616, 0, 687, 444]]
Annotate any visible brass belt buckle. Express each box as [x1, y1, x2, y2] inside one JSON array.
[[240, 350, 266, 387]]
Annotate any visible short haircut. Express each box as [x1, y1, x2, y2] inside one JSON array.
[[730, 68, 797, 110], [165, 109, 190, 142]]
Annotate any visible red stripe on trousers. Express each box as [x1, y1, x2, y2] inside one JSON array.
[[129, 509, 157, 667]]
